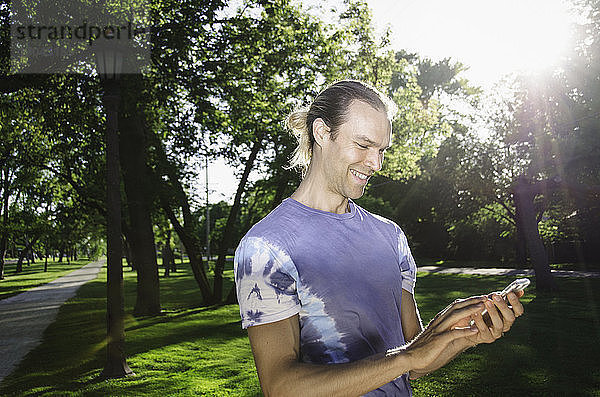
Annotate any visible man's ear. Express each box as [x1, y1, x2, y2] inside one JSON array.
[[312, 118, 331, 147]]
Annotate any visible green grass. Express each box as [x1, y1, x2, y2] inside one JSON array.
[[411, 273, 600, 396], [550, 262, 600, 272], [0, 259, 92, 300], [1, 262, 599, 396]]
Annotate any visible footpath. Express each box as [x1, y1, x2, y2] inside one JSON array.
[[418, 266, 600, 278], [0, 259, 105, 383]]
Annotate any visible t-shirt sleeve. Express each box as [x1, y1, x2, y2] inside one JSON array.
[[234, 236, 301, 329], [397, 229, 417, 294]]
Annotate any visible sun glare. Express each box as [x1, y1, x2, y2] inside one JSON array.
[[478, 1, 573, 72], [369, 0, 577, 87]]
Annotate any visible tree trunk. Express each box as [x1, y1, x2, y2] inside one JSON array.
[[100, 78, 134, 379], [162, 229, 175, 277], [512, 177, 558, 292], [172, 245, 178, 272], [514, 205, 528, 268], [179, 241, 184, 265], [15, 236, 39, 273], [225, 282, 238, 304], [119, 79, 161, 317], [150, 129, 214, 303], [0, 166, 11, 280], [0, 238, 6, 281], [122, 233, 136, 271], [162, 202, 214, 303], [16, 250, 25, 273], [214, 138, 262, 302], [162, 244, 170, 278]]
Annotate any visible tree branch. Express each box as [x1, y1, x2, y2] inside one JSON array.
[[38, 165, 106, 218], [482, 205, 516, 226]]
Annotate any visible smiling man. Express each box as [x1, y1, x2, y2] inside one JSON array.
[[234, 80, 524, 396]]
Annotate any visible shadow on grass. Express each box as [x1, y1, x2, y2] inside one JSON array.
[[0, 267, 257, 397], [411, 277, 600, 396]]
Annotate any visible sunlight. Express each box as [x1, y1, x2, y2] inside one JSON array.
[[369, 0, 577, 87], [475, 1, 573, 73]]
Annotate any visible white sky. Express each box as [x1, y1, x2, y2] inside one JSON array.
[[194, 157, 239, 205], [199, 0, 581, 204], [368, 0, 578, 88]]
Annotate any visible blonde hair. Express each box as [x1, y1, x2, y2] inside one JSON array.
[[286, 80, 397, 175], [286, 107, 311, 175]]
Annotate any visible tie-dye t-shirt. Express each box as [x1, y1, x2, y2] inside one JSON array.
[[234, 198, 417, 396]]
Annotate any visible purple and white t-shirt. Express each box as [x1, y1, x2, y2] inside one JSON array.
[[234, 198, 417, 396]]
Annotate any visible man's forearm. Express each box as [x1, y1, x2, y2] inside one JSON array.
[[263, 350, 412, 397], [408, 338, 475, 380]]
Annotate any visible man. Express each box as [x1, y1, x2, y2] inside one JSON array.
[[234, 80, 524, 396]]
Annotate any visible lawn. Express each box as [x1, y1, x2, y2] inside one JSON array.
[[1, 261, 599, 396], [410, 273, 600, 396], [0, 259, 92, 300]]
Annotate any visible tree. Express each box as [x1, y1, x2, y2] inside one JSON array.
[[202, 0, 341, 302], [118, 75, 161, 317]]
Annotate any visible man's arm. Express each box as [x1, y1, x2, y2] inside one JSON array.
[[401, 289, 526, 380], [248, 298, 485, 397]]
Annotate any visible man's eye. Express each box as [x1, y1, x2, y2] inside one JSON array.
[[357, 143, 368, 149]]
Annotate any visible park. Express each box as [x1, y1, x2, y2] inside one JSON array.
[[1, 0, 600, 395]]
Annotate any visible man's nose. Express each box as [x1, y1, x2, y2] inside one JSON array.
[[365, 149, 383, 172]]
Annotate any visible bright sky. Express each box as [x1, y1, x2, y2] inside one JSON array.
[[200, 0, 580, 204], [367, 0, 578, 88]]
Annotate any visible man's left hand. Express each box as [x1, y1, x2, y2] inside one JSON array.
[[455, 290, 525, 346], [473, 290, 524, 344]]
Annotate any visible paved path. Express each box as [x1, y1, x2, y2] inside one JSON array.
[[418, 266, 600, 278], [0, 259, 105, 383]]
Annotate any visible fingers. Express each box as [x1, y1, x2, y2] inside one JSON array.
[[445, 324, 479, 342], [484, 298, 504, 338], [437, 301, 485, 330], [471, 310, 494, 343], [424, 323, 479, 352], [432, 291, 525, 341], [491, 294, 516, 332], [430, 296, 486, 327], [406, 323, 479, 370], [450, 296, 488, 310], [489, 289, 527, 333], [507, 291, 525, 317]]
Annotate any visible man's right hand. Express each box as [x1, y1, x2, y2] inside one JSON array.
[[402, 296, 486, 372]]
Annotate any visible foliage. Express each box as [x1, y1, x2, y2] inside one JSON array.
[[1, 79, 105, 272]]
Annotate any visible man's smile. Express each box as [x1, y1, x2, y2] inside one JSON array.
[[350, 169, 371, 182]]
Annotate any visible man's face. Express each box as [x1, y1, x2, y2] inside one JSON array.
[[320, 100, 391, 200]]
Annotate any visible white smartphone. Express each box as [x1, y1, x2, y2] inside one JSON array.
[[499, 278, 530, 298], [472, 278, 530, 326]]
